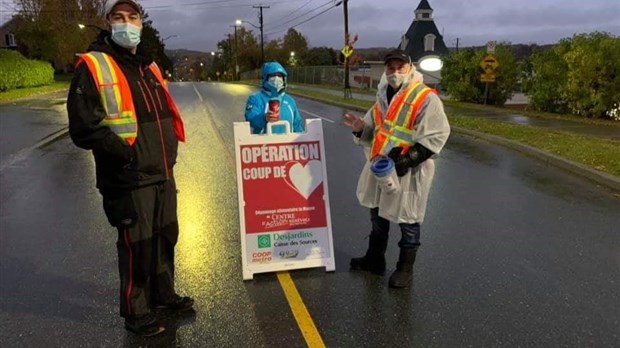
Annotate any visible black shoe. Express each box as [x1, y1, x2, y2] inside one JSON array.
[[124, 313, 165, 337], [152, 295, 194, 311], [388, 269, 413, 288], [350, 255, 386, 275]]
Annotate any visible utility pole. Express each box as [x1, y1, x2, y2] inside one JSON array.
[[343, 0, 351, 99], [253, 5, 270, 67], [230, 24, 239, 80], [455, 37, 460, 52]]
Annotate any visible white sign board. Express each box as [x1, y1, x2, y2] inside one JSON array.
[[234, 119, 335, 280]]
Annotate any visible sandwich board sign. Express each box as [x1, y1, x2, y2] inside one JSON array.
[[234, 119, 335, 280]]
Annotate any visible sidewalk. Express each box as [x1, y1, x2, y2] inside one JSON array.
[[289, 84, 620, 141]]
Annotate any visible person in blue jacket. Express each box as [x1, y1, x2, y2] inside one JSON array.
[[245, 61, 304, 134]]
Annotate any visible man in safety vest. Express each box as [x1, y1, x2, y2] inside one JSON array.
[[67, 0, 191, 336], [343, 49, 450, 289]]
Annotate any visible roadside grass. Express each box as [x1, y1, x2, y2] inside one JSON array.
[[284, 85, 620, 177], [0, 74, 71, 104], [450, 115, 620, 176]]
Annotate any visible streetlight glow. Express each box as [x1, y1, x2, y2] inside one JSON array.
[[235, 19, 242, 26], [290, 51, 295, 57], [78, 24, 85, 29], [418, 55, 443, 72]]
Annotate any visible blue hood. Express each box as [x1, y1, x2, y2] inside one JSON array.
[[261, 61, 288, 98]]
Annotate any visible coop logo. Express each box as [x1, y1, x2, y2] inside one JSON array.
[[252, 251, 272, 263], [257, 234, 271, 249]]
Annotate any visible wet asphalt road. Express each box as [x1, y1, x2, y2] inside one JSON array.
[[1, 82, 619, 347]]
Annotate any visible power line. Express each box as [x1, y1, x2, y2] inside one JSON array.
[[267, 0, 314, 28], [267, 0, 334, 32], [265, 1, 340, 36]]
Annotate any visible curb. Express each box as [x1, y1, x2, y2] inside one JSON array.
[[286, 90, 620, 192]]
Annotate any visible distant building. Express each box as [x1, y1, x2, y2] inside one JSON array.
[[399, 0, 449, 63], [0, 17, 19, 50], [359, 0, 448, 88]]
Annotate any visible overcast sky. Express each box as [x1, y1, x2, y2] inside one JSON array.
[[2, 0, 619, 51]]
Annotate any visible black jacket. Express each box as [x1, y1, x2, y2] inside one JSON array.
[[67, 32, 179, 192]]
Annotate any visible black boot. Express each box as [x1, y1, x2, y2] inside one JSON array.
[[388, 248, 417, 288], [350, 235, 388, 275]]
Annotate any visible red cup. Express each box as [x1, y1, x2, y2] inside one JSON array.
[[268, 99, 280, 120]]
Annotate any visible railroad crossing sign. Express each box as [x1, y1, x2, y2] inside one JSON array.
[[480, 54, 499, 74]]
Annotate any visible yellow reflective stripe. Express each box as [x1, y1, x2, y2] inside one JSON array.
[[88, 52, 121, 118], [395, 84, 426, 127], [100, 117, 135, 126], [87, 55, 110, 115], [104, 124, 137, 135], [401, 86, 430, 127], [391, 82, 420, 124], [101, 53, 123, 116]]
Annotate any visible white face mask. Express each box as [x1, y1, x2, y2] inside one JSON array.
[[386, 72, 406, 89], [268, 76, 285, 92], [110, 22, 142, 49]]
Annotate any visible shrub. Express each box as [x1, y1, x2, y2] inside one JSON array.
[[0, 50, 54, 92]]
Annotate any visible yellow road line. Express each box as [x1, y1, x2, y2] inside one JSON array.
[[277, 272, 326, 348]]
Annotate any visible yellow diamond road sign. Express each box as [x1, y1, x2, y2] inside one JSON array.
[[341, 46, 353, 58], [480, 55, 499, 73], [480, 73, 496, 83]]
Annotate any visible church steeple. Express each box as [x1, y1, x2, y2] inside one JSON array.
[[415, 0, 433, 21]]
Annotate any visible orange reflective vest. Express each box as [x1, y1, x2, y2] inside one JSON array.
[[77, 52, 185, 146], [370, 82, 435, 158]]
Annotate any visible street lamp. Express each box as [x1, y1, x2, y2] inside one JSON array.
[[418, 55, 443, 72]]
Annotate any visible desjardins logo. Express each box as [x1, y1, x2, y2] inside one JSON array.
[[257, 235, 271, 249]]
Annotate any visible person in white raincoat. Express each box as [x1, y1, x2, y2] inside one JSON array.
[[343, 49, 450, 288]]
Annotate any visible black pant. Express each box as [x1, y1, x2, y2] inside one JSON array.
[[369, 208, 421, 249], [103, 179, 179, 318]]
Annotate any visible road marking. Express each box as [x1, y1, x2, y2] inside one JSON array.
[[277, 272, 326, 348], [197, 86, 325, 347], [299, 108, 335, 123], [192, 83, 204, 102]]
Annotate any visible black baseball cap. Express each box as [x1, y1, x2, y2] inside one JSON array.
[[383, 49, 411, 64]]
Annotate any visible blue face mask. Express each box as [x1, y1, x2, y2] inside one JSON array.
[[110, 22, 142, 49]]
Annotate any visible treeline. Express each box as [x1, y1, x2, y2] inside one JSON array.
[[12, 0, 171, 73], [441, 32, 620, 120]]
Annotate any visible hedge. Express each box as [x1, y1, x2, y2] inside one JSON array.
[[0, 49, 54, 92]]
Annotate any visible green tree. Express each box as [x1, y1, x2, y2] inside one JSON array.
[[281, 28, 308, 65], [303, 47, 337, 66], [526, 41, 571, 113], [14, 0, 106, 71], [441, 48, 482, 103], [563, 32, 620, 118], [234, 27, 261, 72], [441, 43, 518, 106]]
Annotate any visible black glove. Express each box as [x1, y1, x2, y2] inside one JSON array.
[[387, 146, 424, 177]]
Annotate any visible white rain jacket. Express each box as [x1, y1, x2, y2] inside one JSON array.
[[354, 69, 450, 224]]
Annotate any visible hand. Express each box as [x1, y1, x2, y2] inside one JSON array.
[[343, 113, 364, 132], [266, 111, 279, 123], [387, 147, 413, 177]]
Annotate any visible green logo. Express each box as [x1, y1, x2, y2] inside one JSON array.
[[257, 235, 271, 249]]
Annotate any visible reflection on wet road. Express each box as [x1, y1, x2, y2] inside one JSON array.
[[0, 82, 618, 347]]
